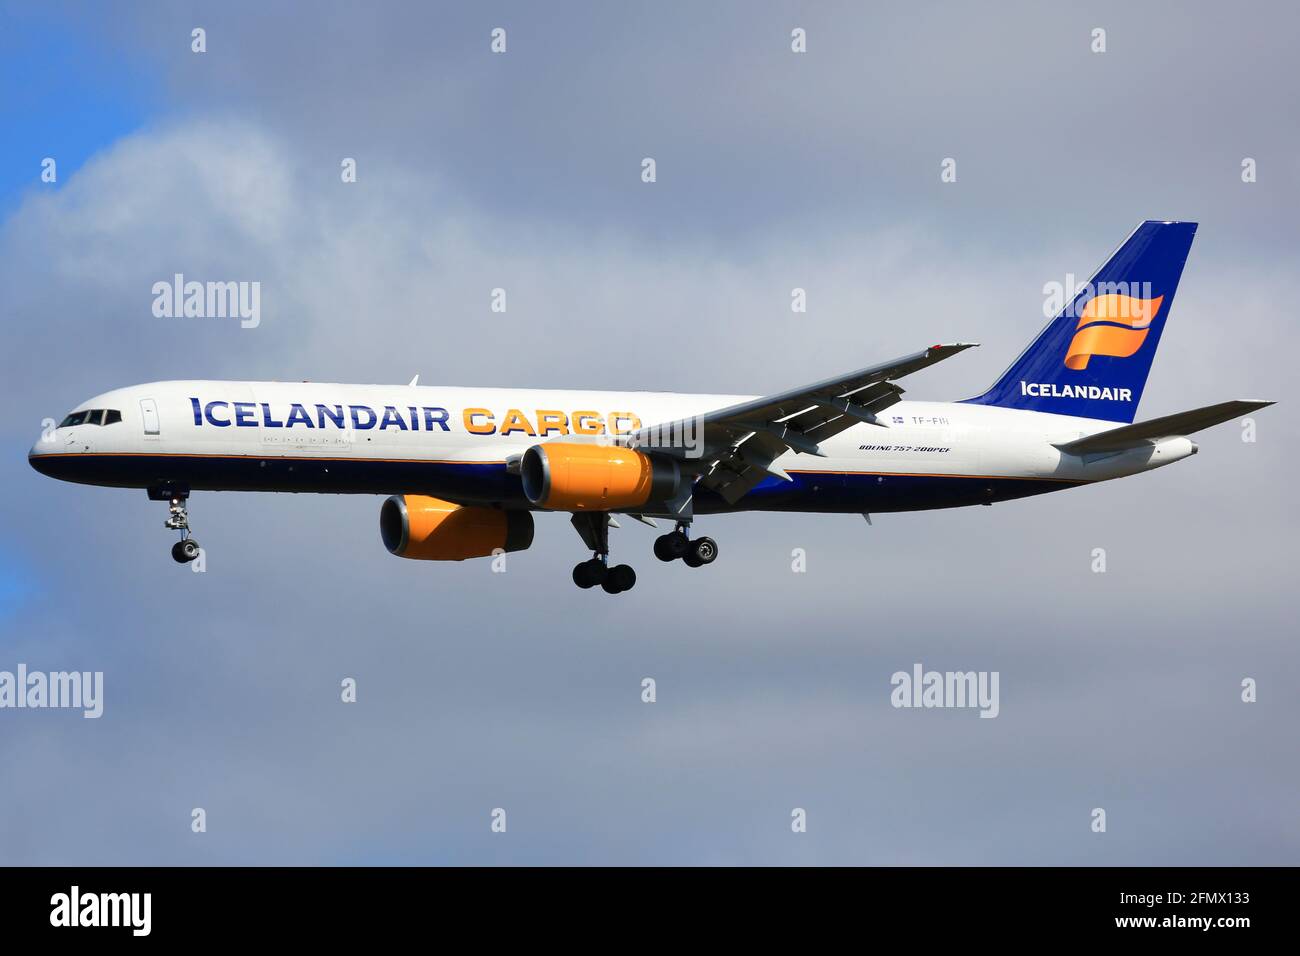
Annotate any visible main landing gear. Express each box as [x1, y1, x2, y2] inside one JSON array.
[[653, 525, 717, 568], [570, 513, 636, 594], [572, 558, 636, 594], [569, 514, 717, 593], [153, 488, 202, 564]]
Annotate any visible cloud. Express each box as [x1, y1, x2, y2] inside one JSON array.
[[77, 0, 1300, 244]]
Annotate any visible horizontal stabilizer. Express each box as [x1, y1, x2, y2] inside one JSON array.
[[1055, 400, 1275, 454]]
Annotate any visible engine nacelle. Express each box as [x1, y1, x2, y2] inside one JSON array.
[[520, 443, 681, 511], [380, 495, 534, 561]]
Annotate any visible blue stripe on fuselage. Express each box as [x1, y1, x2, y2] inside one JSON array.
[[29, 453, 1084, 513], [692, 470, 1079, 513]]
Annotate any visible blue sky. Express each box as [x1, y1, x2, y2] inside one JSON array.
[[1, 1, 1295, 866], [0, 8, 159, 216], [0, 9, 153, 625]]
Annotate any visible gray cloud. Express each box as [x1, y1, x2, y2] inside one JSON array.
[[77, 0, 1300, 245]]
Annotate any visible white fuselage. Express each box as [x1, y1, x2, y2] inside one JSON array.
[[29, 380, 1197, 514]]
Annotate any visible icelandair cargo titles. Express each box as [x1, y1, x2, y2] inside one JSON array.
[[30, 222, 1272, 593]]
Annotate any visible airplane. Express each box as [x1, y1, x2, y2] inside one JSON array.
[[29, 221, 1272, 593]]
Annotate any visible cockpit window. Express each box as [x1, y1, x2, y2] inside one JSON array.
[[58, 409, 121, 427]]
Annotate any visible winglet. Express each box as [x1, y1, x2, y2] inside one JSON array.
[[924, 342, 979, 365]]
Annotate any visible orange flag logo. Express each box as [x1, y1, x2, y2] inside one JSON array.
[[1064, 294, 1164, 370]]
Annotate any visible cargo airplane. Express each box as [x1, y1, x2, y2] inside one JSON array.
[[29, 221, 1271, 593]]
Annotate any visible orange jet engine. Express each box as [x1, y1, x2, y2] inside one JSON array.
[[520, 443, 681, 511], [380, 495, 534, 560]]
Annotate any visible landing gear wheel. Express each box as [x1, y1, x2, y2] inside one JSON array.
[[171, 539, 201, 564], [602, 564, 636, 594], [572, 558, 608, 589], [683, 536, 717, 568], [653, 531, 690, 562]]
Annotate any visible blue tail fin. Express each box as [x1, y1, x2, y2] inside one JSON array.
[[964, 220, 1197, 423]]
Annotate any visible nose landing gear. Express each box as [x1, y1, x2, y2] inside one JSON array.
[[153, 488, 202, 564]]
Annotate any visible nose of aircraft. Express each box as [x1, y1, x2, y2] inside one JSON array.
[[29, 437, 58, 476]]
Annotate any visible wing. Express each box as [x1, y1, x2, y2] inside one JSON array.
[[627, 342, 978, 505]]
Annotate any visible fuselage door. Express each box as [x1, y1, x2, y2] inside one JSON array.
[[140, 398, 161, 436]]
